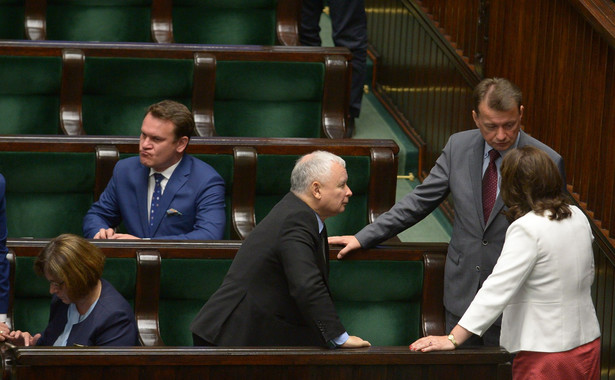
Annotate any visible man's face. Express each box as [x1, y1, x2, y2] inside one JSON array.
[[473, 102, 523, 152], [139, 113, 188, 172], [316, 162, 353, 219]]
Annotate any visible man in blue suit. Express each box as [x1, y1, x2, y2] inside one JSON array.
[[83, 100, 225, 240]]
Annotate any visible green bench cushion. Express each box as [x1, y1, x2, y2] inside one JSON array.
[[0, 56, 62, 134], [0, 1, 24, 39], [214, 61, 324, 138], [12, 257, 136, 335], [82, 57, 193, 135], [45, 0, 152, 42], [255, 155, 369, 236], [172, 0, 277, 45], [159, 259, 232, 346], [0, 152, 95, 238]]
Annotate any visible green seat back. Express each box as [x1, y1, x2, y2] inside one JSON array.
[[0, 1, 24, 39], [172, 0, 277, 45], [12, 256, 136, 335], [0, 152, 95, 238], [45, 0, 152, 42], [82, 57, 193, 135], [0, 56, 62, 134], [329, 261, 424, 346], [255, 155, 369, 236], [159, 258, 232, 346], [214, 61, 324, 138], [192, 154, 233, 239]]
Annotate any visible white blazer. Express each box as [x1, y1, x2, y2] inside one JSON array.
[[458, 205, 600, 353]]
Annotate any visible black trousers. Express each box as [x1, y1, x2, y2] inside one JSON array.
[[300, 0, 368, 118], [193, 333, 216, 346]]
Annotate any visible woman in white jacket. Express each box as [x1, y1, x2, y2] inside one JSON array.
[[410, 146, 600, 380]]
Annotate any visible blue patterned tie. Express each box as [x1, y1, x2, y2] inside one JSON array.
[[150, 173, 163, 227]]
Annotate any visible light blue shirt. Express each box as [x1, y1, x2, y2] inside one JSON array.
[[314, 212, 349, 347], [53, 298, 99, 346]]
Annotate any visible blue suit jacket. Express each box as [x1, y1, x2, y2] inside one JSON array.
[[83, 154, 225, 240], [37, 279, 139, 346], [0, 174, 8, 313]]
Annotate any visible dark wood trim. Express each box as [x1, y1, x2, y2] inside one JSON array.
[[566, 0, 615, 48], [191, 53, 216, 137], [135, 250, 163, 346], [24, 0, 46, 41], [368, 147, 398, 222], [59, 49, 85, 135], [150, 0, 173, 43], [231, 147, 257, 239], [94, 145, 119, 201], [322, 55, 351, 138], [276, 0, 301, 46]]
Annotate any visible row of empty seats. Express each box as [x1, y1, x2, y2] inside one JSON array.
[[0, 41, 352, 138], [0, 0, 301, 45], [0, 136, 399, 240]]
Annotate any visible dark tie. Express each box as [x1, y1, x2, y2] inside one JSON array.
[[150, 173, 163, 227], [482, 149, 500, 223], [321, 224, 329, 276]]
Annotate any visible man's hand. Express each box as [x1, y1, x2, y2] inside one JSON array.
[[93, 228, 116, 239], [108, 233, 140, 240], [340, 335, 371, 348], [328, 235, 361, 259], [7, 330, 41, 346]]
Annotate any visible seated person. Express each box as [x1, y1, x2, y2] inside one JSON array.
[[5, 234, 139, 346], [83, 100, 225, 240]]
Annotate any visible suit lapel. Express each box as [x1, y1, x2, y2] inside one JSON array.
[[469, 134, 486, 229], [136, 165, 150, 237], [320, 224, 330, 281], [150, 157, 191, 236]]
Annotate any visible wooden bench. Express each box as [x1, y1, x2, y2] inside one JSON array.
[[2, 0, 301, 45], [0, 136, 398, 239], [0, 345, 512, 380], [0, 41, 351, 138], [7, 240, 448, 347]]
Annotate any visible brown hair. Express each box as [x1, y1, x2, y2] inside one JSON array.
[[34, 234, 105, 301], [500, 146, 570, 222], [146, 100, 195, 140], [473, 78, 522, 115]]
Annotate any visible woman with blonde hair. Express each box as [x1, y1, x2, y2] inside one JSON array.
[[410, 146, 600, 379], [7, 234, 139, 346]]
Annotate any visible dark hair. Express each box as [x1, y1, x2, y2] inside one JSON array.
[[34, 234, 105, 301], [473, 78, 522, 115], [500, 146, 570, 222], [146, 100, 195, 140]]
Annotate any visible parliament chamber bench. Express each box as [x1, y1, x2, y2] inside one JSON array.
[[0, 136, 398, 240], [3, 240, 512, 379], [0, 41, 352, 138], [0, 0, 301, 45]]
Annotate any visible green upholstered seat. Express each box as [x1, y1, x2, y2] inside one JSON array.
[[0, 152, 95, 238], [329, 261, 423, 346], [255, 155, 370, 236], [158, 258, 232, 346], [82, 57, 193, 135], [11, 256, 137, 336], [0, 56, 62, 134], [214, 61, 324, 138], [172, 0, 277, 45], [0, 1, 24, 39], [45, 0, 152, 42]]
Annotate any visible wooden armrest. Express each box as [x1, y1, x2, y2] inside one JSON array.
[[192, 53, 216, 137], [322, 55, 350, 138], [276, 0, 301, 45], [24, 0, 46, 40], [151, 0, 173, 43], [60, 49, 85, 135], [136, 250, 163, 346], [368, 147, 397, 223], [231, 147, 257, 240], [95, 145, 119, 201], [421, 251, 446, 336]]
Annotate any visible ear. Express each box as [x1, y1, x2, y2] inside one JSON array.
[[176, 136, 189, 153], [519, 105, 524, 120], [472, 110, 479, 127], [310, 181, 322, 200]]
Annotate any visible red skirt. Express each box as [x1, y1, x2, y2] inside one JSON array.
[[512, 338, 600, 380]]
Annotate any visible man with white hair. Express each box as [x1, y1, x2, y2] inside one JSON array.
[[191, 151, 370, 348]]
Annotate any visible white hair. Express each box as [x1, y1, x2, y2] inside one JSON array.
[[290, 151, 345, 194]]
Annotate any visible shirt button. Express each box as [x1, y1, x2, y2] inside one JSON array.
[[476, 266, 481, 271], [482, 240, 488, 246]]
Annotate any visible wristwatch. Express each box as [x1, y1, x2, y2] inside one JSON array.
[[447, 334, 459, 348]]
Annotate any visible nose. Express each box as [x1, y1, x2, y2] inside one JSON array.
[[49, 285, 57, 295], [346, 185, 353, 197], [495, 127, 507, 140]]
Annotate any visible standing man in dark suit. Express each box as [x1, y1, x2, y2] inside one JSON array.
[[83, 100, 225, 240], [329, 78, 566, 347], [191, 151, 371, 348]]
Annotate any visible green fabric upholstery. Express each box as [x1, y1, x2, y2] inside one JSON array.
[[0, 56, 62, 134], [172, 0, 277, 45], [0, 1, 24, 39], [12, 257, 137, 336], [329, 261, 423, 346], [159, 259, 232, 346], [255, 155, 370, 236], [214, 61, 324, 138], [82, 57, 193, 135], [0, 152, 95, 238], [45, 0, 152, 42], [192, 154, 233, 239]]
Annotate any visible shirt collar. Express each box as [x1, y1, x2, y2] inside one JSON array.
[[149, 157, 182, 180]]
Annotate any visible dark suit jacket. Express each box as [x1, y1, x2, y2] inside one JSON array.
[[83, 154, 225, 240], [37, 279, 139, 346], [356, 129, 566, 321], [190, 192, 346, 346]]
